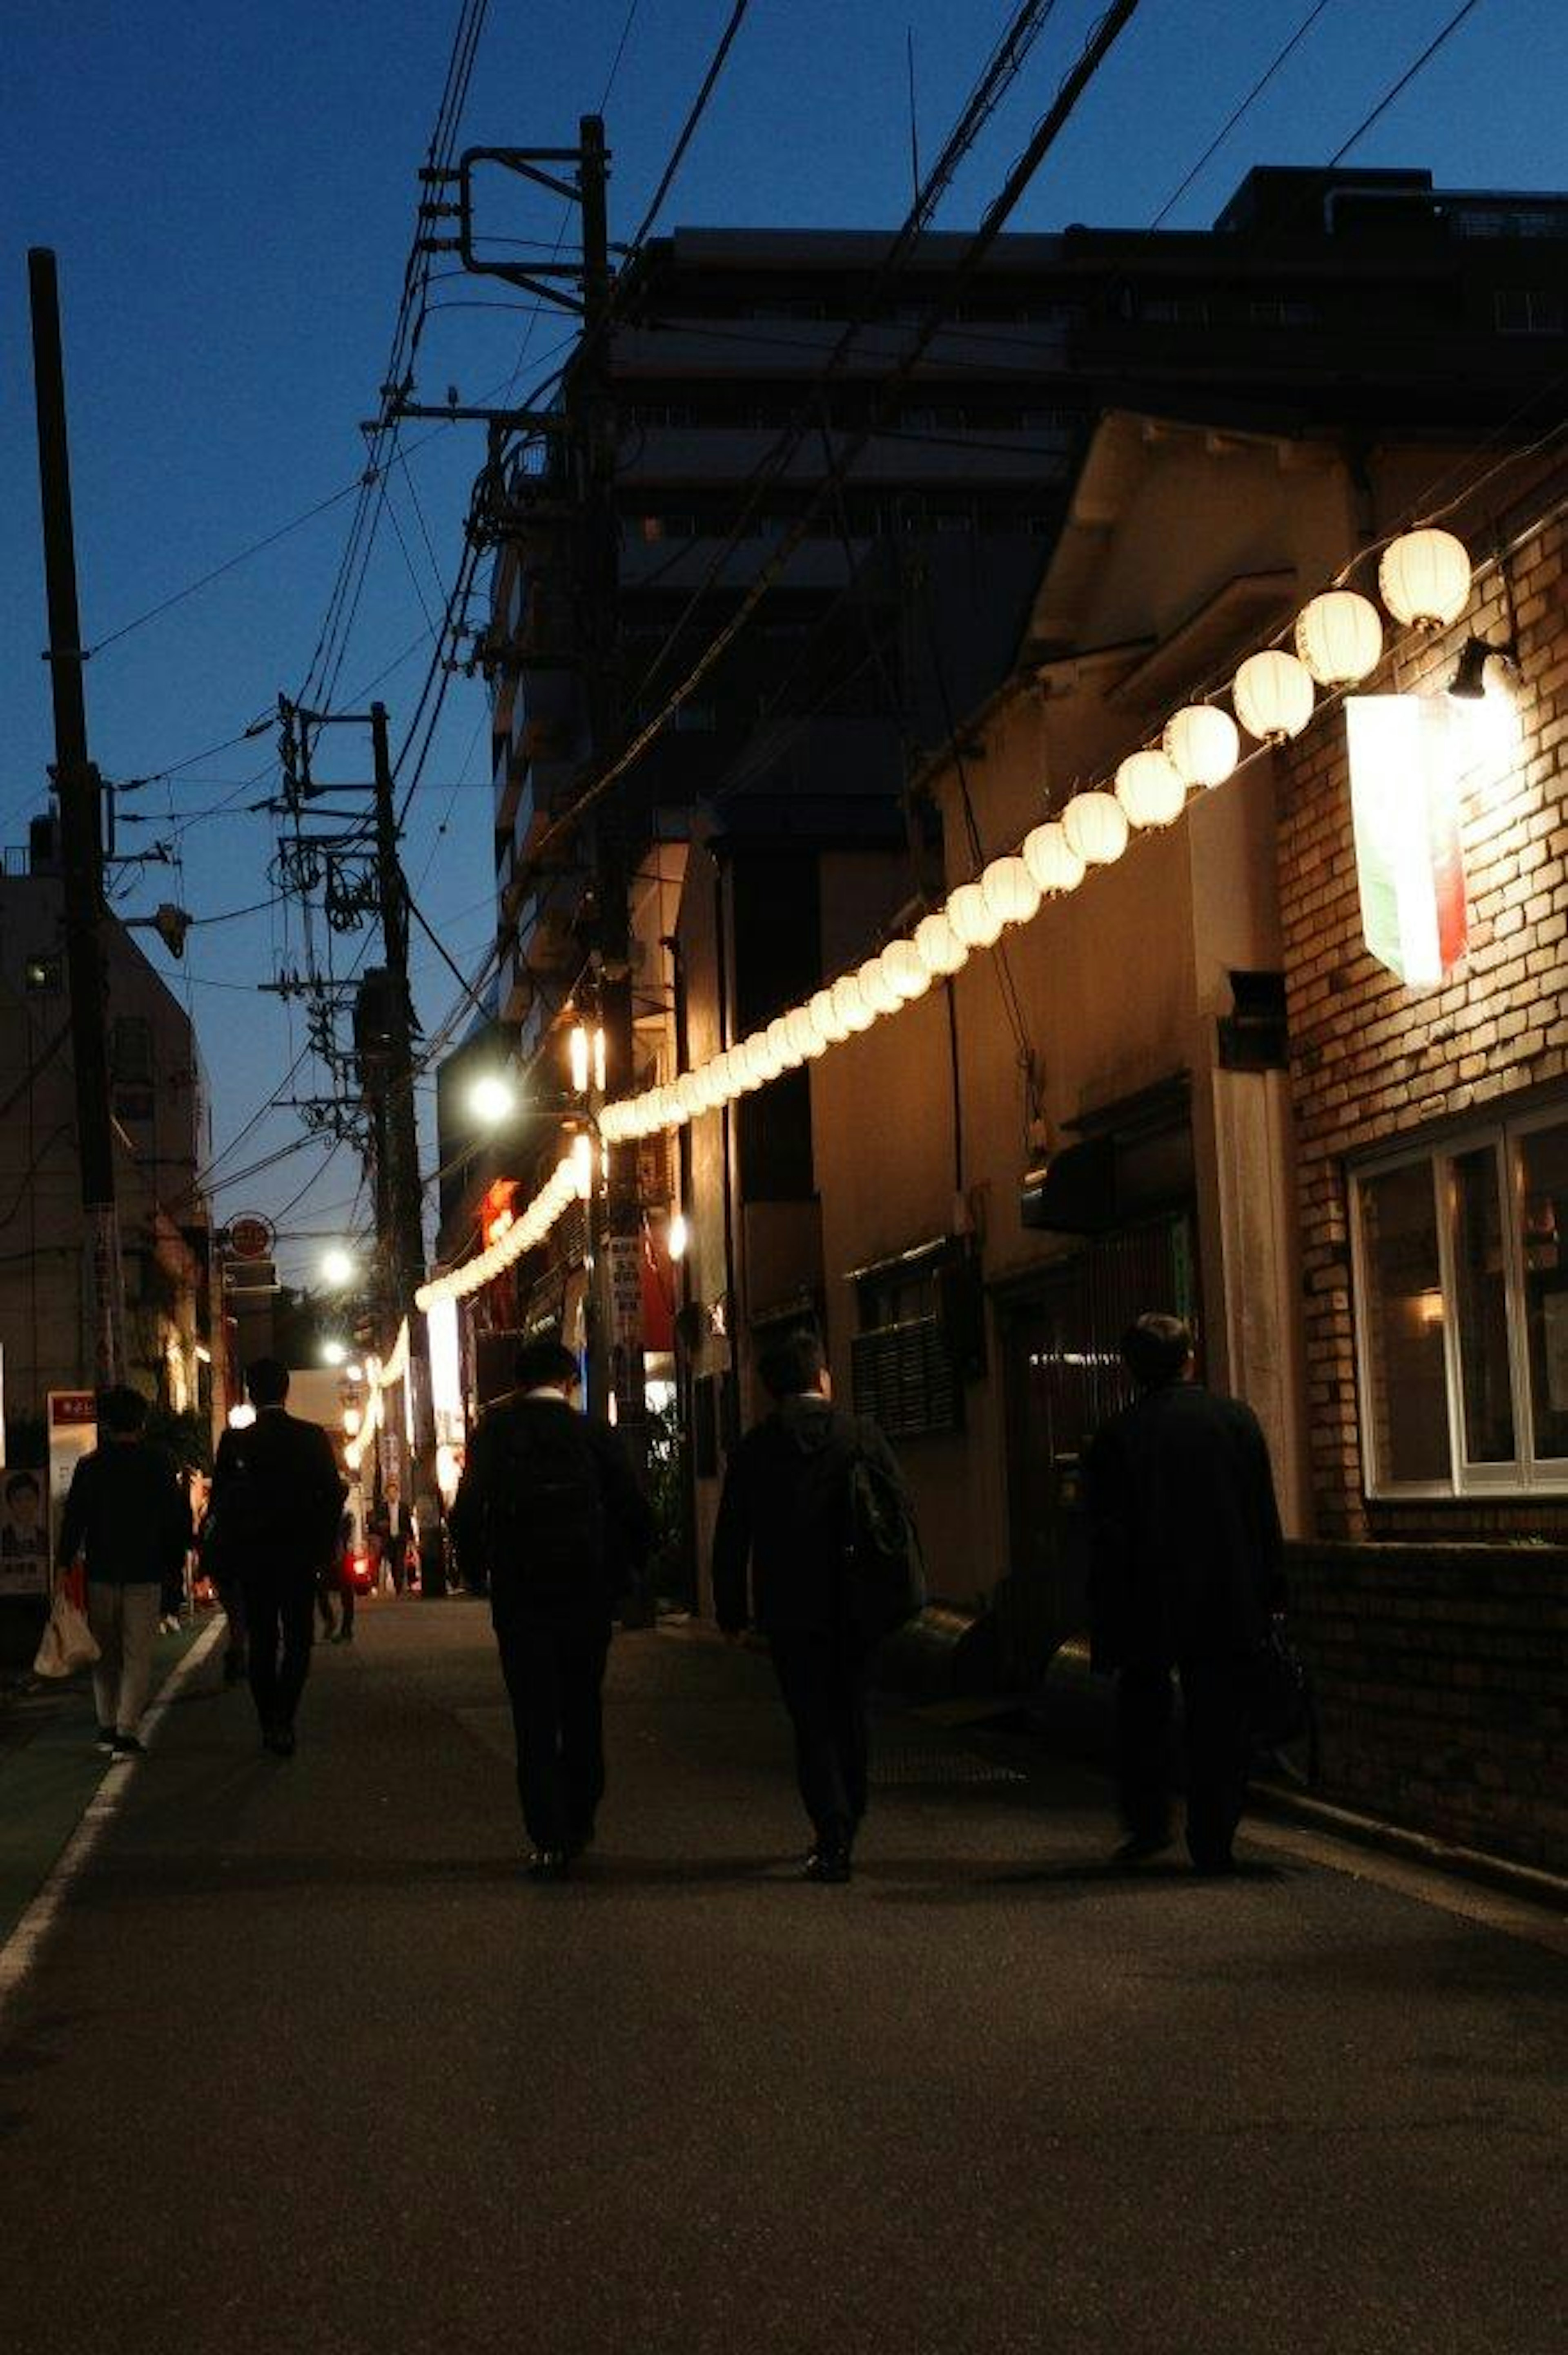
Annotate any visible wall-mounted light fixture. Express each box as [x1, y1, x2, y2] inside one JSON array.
[[1448, 634, 1519, 702]]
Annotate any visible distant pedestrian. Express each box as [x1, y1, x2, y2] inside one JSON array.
[[208, 1357, 346, 1757], [449, 1338, 654, 1881], [1082, 1313, 1285, 1875], [711, 1329, 918, 1884], [57, 1385, 192, 1760]]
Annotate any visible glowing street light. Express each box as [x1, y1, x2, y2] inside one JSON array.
[[321, 1340, 347, 1367], [321, 1247, 356, 1288], [470, 1072, 517, 1126]]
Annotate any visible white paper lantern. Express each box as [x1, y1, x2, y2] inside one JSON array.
[[946, 880, 1005, 947], [743, 1034, 782, 1087], [786, 1003, 827, 1059], [914, 910, 967, 976], [1021, 821, 1085, 896], [767, 1015, 801, 1069], [809, 986, 852, 1044], [879, 938, 932, 1002], [690, 1062, 724, 1112], [1379, 529, 1471, 631], [981, 854, 1042, 929], [831, 973, 875, 1033], [674, 1071, 704, 1120], [1163, 704, 1239, 790], [1233, 650, 1314, 743], [857, 955, 903, 1016], [1114, 748, 1186, 829], [1061, 790, 1129, 867], [1295, 590, 1383, 687]]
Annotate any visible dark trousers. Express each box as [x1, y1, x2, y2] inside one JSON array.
[[492, 1612, 611, 1852], [767, 1626, 873, 1850], [243, 1569, 317, 1733], [1116, 1655, 1250, 1868]]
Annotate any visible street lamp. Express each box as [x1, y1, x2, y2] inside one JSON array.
[[321, 1247, 356, 1288], [321, 1339, 347, 1367], [470, 1072, 517, 1126]]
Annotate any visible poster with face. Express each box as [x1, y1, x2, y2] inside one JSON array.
[[0, 1468, 49, 1597]]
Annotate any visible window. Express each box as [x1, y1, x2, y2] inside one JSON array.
[[849, 1245, 967, 1438], [1494, 288, 1565, 336], [1353, 1103, 1568, 1493]]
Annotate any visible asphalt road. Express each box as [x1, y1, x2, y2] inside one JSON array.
[[1, 1599, 1563, 2355]]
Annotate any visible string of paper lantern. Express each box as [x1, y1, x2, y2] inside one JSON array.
[[417, 527, 1473, 1309]]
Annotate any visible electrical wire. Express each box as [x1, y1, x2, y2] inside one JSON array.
[[1150, 0, 1337, 227]]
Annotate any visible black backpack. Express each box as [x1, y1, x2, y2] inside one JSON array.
[[486, 1405, 606, 1601], [842, 1432, 925, 1639]]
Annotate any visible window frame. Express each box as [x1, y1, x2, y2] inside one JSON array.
[[1351, 1101, 1568, 1498]]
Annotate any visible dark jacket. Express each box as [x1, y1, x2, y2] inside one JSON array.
[[1082, 1379, 1285, 1671], [209, 1408, 346, 1582], [711, 1394, 908, 1636], [449, 1392, 655, 1622], [59, 1439, 192, 1588]]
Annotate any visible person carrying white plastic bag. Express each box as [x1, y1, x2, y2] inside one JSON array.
[[34, 1586, 100, 1679]]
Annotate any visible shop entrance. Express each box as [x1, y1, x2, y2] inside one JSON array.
[[997, 1213, 1197, 1675]]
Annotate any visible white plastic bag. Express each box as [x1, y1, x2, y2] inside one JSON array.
[[33, 1592, 100, 1679]]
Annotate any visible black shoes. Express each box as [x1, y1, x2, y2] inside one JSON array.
[[804, 1846, 853, 1884], [1114, 1831, 1175, 1864], [110, 1732, 145, 1760], [95, 1724, 116, 1754], [526, 1849, 570, 1882], [263, 1723, 296, 1757]]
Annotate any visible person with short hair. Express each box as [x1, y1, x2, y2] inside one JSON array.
[[711, 1327, 912, 1884], [449, 1337, 654, 1880], [1082, 1313, 1285, 1874], [57, 1386, 192, 1760], [2, 1469, 45, 1559], [208, 1357, 346, 1757]]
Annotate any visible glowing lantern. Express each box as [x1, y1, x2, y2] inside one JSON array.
[[1061, 790, 1129, 867], [744, 1033, 784, 1087], [914, 910, 967, 975], [1114, 749, 1186, 829], [1163, 705, 1239, 790], [569, 1133, 594, 1200], [1295, 590, 1383, 687], [857, 956, 903, 1016], [1378, 529, 1470, 631], [1345, 694, 1469, 988], [879, 938, 931, 1002], [981, 854, 1042, 928], [809, 986, 852, 1044], [947, 881, 1005, 948], [786, 1003, 829, 1059], [674, 1070, 704, 1120], [767, 1015, 801, 1068], [1021, 822, 1085, 895], [831, 973, 875, 1033], [1233, 650, 1314, 742]]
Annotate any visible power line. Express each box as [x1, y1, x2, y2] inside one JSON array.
[[1150, 0, 1337, 227]]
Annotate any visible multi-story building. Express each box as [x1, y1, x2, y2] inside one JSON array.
[[0, 816, 214, 1450]]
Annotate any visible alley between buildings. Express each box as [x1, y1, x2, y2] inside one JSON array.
[[0, 1601, 1563, 2355]]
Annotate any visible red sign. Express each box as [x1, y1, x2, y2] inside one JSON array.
[[48, 1391, 97, 1426], [228, 1214, 275, 1261]]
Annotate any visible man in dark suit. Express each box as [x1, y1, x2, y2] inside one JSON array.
[[209, 1357, 346, 1757], [449, 1337, 653, 1881], [58, 1386, 192, 1759], [1082, 1313, 1285, 1874], [712, 1328, 912, 1884]]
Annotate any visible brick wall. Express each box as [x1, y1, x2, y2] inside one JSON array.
[[1287, 1541, 1568, 1873], [1278, 486, 1568, 1542]]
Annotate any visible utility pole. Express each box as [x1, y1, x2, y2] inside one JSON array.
[[573, 118, 648, 1483], [27, 247, 125, 1390], [370, 703, 446, 1595]]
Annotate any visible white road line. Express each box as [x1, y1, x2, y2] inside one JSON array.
[[0, 1617, 225, 2023]]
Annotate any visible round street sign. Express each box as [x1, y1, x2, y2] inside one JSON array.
[[228, 1213, 276, 1261]]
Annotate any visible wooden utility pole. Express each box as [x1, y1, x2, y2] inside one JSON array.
[[573, 117, 647, 1475], [27, 247, 125, 1389], [370, 703, 446, 1593]]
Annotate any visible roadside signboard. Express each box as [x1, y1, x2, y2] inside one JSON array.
[[227, 1213, 275, 1261], [47, 1391, 98, 1590]]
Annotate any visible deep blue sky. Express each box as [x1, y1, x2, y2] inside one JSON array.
[[5, 0, 1566, 1280]]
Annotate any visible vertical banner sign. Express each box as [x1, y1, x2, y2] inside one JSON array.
[[607, 1233, 643, 1348], [47, 1390, 98, 1592], [1346, 694, 1470, 988]]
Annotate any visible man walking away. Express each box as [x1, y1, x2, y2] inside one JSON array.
[[712, 1329, 915, 1884], [450, 1338, 654, 1881], [1082, 1314, 1285, 1875], [58, 1386, 191, 1760], [209, 1357, 346, 1757]]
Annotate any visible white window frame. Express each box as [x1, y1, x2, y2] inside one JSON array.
[[1352, 1102, 1568, 1498]]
